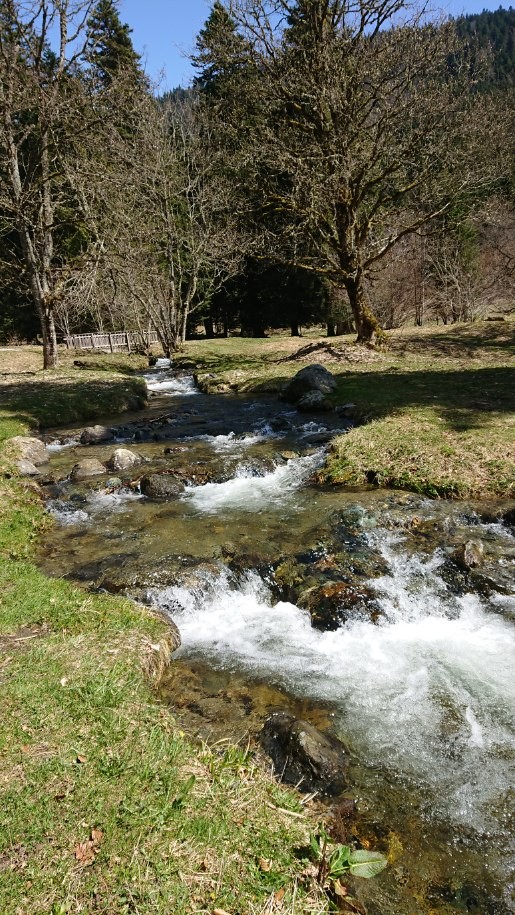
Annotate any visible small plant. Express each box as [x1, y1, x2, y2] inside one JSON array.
[[309, 828, 387, 903]]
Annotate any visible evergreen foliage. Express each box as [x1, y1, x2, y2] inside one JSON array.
[[86, 0, 142, 87], [457, 7, 515, 89]]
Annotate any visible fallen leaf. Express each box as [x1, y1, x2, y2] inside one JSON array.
[[274, 887, 286, 903], [333, 879, 348, 896], [258, 857, 272, 872], [213, 909, 232, 915], [90, 827, 103, 845], [60, 677, 68, 687], [74, 841, 96, 866], [76, 754, 86, 764]]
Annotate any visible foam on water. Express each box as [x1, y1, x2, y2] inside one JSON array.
[[182, 450, 324, 513], [48, 500, 89, 525], [49, 488, 143, 524], [47, 438, 78, 452], [150, 531, 515, 838], [197, 423, 278, 451], [145, 372, 198, 396], [86, 489, 144, 512]]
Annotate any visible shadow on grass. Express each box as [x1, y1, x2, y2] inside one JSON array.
[[334, 365, 515, 432], [388, 322, 515, 360], [1, 375, 147, 429]]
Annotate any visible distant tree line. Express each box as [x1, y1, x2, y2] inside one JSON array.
[[0, 0, 513, 365]]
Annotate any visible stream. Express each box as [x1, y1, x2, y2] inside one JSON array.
[[38, 359, 515, 914]]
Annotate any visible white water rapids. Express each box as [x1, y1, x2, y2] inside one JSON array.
[[182, 449, 324, 513], [150, 529, 515, 847]]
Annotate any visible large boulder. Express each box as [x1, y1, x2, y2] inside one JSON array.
[[70, 459, 106, 481], [7, 435, 48, 466], [80, 425, 114, 445], [260, 711, 348, 795], [140, 473, 184, 500], [107, 448, 143, 472], [281, 364, 337, 405]]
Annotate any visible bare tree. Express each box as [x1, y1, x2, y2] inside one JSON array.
[[0, 0, 98, 367], [221, 0, 510, 343], [105, 93, 244, 357]]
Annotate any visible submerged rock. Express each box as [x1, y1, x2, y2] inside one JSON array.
[[7, 435, 48, 466], [107, 448, 143, 472], [70, 459, 106, 481], [281, 364, 337, 405], [80, 425, 114, 445], [260, 711, 348, 795], [140, 473, 184, 500]]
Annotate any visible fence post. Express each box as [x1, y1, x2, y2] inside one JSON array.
[[126, 332, 131, 353], [108, 333, 114, 353]]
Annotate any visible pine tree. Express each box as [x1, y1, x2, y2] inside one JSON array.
[[86, 0, 142, 88], [193, 1, 249, 99]]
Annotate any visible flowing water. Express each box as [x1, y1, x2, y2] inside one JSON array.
[[39, 361, 515, 914]]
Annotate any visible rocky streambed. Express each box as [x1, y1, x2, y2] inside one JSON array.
[[19, 359, 515, 914]]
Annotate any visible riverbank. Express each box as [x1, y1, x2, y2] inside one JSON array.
[[0, 353, 330, 915], [175, 322, 515, 499]]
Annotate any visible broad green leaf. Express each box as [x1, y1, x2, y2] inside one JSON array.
[[328, 844, 352, 877], [348, 849, 388, 879]]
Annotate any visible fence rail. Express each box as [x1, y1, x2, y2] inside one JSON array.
[[64, 331, 159, 353]]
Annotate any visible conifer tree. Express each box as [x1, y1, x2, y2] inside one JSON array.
[[86, 0, 142, 87]]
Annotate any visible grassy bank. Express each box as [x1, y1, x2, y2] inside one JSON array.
[[0, 353, 329, 915], [0, 347, 148, 436], [176, 322, 515, 499]]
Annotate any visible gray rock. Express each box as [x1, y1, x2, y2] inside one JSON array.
[[140, 473, 184, 500], [15, 459, 39, 476], [80, 425, 114, 445], [107, 448, 143, 472], [297, 390, 332, 412], [260, 711, 348, 795], [70, 458, 106, 481], [7, 435, 48, 466], [281, 364, 337, 405], [452, 539, 484, 571]]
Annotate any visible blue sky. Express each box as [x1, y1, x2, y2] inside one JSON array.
[[121, 0, 511, 90]]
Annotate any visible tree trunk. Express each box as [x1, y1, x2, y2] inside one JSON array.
[[179, 306, 189, 345], [290, 323, 301, 336], [343, 274, 382, 344], [327, 323, 336, 337], [204, 317, 215, 338], [41, 304, 59, 368]]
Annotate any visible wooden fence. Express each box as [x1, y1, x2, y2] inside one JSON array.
[[64, 331, 160, 353]]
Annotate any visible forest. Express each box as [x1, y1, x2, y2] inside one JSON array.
[[0, 0, 514, 366]]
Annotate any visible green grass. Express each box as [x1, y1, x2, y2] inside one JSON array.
[[0, 353, 329, 915], [176, 322, 515, 499]]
